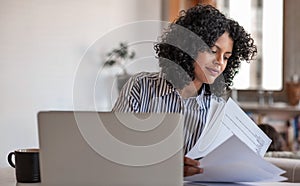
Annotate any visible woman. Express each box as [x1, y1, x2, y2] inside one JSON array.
[[113, 4, 257, 177]]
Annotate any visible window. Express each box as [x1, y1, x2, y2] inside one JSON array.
[[216, 0, 284, 90], [163, 0, 283, 90]]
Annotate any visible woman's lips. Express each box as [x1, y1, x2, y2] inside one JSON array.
[[206, 67, 220, 77]]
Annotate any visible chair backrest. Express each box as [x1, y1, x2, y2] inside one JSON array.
[[265, 157, 300, 183]]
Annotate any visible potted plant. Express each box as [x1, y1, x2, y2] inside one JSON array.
[[103, 42, 135, 91]]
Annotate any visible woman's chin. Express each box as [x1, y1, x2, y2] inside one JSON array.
[[205, 78, 216, 85]]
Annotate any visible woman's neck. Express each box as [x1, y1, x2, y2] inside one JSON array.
[[178, 81, 203, 99]]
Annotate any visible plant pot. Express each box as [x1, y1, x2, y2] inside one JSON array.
[[286, 82, 300, 106]]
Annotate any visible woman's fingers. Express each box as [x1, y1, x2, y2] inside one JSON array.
[[183, 157, 203, 177]]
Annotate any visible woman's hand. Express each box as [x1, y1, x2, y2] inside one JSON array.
[[184, 156, 203, 177]]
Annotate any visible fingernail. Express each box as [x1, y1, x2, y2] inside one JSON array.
[[199, 168, 204, 173]]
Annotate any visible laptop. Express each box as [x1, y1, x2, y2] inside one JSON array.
[[37, 111, 183, 186]]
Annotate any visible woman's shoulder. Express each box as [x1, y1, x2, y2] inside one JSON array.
[[127, 72, 175, 95], [130, 71, 162, 82]]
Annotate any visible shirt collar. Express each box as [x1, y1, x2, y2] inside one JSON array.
[[155, 72, 207, 100]]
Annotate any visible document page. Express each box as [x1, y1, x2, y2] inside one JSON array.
[[222, 98, 271, 157], [186, 98, 271, 159], [186, 100, 232, 159], [185, 136, 286, 182], [185, 98, 285, 182]]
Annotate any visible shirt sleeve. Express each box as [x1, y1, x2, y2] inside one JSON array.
[[112, 74, 141, 112]]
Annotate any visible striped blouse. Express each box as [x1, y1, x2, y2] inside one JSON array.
[[112, 72, 224, 154]]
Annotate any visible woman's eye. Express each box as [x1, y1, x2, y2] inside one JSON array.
[[210, 47, 217, 53], [225, 55, 231, 60]]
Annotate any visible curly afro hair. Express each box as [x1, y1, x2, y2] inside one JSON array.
[[154, 4, 257, 97]]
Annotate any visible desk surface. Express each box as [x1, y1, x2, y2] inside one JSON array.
[[2, 167, 300, 186]]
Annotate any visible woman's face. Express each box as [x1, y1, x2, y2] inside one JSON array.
[[193, 32, 233, 85]]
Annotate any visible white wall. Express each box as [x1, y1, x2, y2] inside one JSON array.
[[0, 0, 162, 167]]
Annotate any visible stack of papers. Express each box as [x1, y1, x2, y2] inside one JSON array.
[[185, 98, 286, 182]]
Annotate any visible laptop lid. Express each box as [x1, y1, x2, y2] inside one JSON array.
[[37, 111, 183, 186]]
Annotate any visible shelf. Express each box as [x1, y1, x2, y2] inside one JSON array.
[[239, 102, 300, 119]]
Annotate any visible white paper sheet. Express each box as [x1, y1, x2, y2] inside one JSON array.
[[186, 100, 231, 159], [185, 98, 285, 182], [184, 136, 286, 182], [186, 98, 271, 159], [222, 98, 271, 156]]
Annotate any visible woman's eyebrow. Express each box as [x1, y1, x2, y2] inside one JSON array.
[[213, 44, 232, 54]]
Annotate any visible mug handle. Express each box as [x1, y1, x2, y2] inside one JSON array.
[[7, 152, 15, 168]]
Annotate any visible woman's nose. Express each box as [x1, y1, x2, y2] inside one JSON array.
[[214, 54, 224, 65]]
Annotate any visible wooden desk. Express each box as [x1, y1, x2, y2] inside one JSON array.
[[1, 167, 299, 186]]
